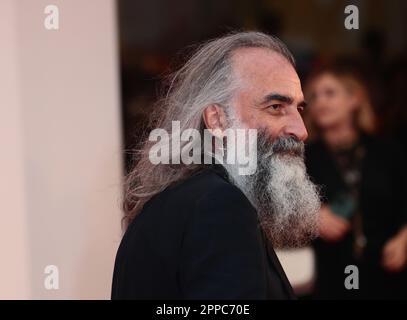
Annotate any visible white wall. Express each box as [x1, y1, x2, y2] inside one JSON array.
[[0, 0, 123, 299], [0, 0, 31, 299]]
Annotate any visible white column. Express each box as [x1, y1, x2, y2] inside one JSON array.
[[0, 0, 123, 299], [0, 0, 31, 299]]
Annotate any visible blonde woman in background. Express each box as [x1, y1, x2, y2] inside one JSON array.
[[304, 61, 407, 299]]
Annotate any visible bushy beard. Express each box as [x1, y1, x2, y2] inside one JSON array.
[[222, 126, 321, 249]]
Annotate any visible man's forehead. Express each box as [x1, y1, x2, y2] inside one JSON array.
[[231, 47, 301, 95]]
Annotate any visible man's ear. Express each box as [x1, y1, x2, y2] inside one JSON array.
[[202, 104, 228, 137]]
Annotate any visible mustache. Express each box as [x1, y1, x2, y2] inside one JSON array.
[[271, 136, 304, 157], [258, 133, 305, 158]]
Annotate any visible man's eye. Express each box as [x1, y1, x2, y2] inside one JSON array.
[[269, 104, 283, 110], [297, 106, 304, 113]]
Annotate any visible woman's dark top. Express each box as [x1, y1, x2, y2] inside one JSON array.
[[305, 134, 407, 299]]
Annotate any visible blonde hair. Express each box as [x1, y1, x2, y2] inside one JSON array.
[[304, 62, 376, 141]]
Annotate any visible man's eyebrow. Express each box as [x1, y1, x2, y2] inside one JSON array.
[[259, 93, 293, 106], [258, 93, 307, 108]]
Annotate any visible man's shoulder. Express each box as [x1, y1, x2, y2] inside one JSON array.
[[162, 167, 253, 210], [140, 167, 256, 225], [128, 167, 257, 247]]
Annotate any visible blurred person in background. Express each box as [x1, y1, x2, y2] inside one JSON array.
[[304, 61, 407, 299]]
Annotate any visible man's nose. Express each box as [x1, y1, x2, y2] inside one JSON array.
[[283, 111, 308, 142]]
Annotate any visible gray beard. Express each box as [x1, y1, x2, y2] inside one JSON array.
[[223, 131, 321, 249]]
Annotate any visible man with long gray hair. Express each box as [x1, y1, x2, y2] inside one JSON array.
[[112, 31, 321, 300]]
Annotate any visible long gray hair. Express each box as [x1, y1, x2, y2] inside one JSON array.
[[123, 31, 295, 225]]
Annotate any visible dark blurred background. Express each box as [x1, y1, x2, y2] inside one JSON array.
[[117, 0, 407, 169]]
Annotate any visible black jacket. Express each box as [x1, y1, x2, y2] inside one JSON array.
[[111, 165, 295, 300]]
